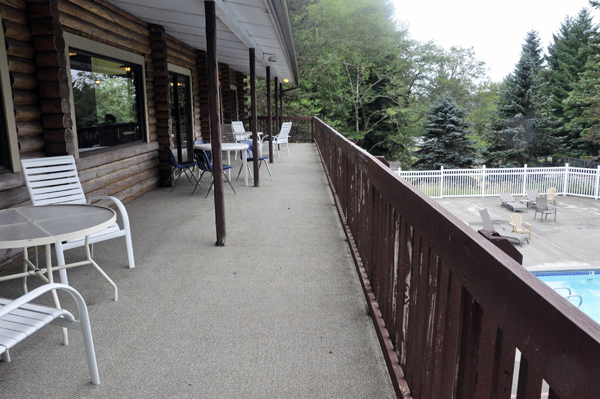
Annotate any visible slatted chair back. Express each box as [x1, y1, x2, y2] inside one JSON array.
[[221, 124, 236, 143], [546, 187, 557, 205], [21, 156, 87, 206], [277, 122, 292, 143], [231, 121, 246, 134], [509, 213, 523, 229]]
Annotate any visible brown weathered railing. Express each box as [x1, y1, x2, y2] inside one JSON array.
[[313, 117, 600, 399], [241, 116, 314, 142]]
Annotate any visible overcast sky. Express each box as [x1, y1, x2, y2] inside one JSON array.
[[390, 0, 596, 82]]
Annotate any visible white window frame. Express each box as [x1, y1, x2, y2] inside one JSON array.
[[65, 33, 150, 158]]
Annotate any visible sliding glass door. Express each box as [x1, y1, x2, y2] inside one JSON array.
[[169, 72, 192, 162]]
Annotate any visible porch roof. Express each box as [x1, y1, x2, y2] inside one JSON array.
[[107, 0, 299, 84]]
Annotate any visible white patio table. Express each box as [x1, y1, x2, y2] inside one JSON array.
[[194, 142, 249, 186], [0, 204, 117, 343], [233, 132, 264, 156], [0, 204, 118, 298]]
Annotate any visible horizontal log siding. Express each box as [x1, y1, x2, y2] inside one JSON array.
[[0, 0, 159, 274], [1, 1, 43, 160], [315, 117, 600, 399], [236, 72, 247, 122], [220, 63, 231, 123], [56, 0, 158, 204], [197, 50, 209, 140]]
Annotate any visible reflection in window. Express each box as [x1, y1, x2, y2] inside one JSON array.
[[69, 49, 144, 152]]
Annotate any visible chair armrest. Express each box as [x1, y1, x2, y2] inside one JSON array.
[[522, 222, 532, 229], [87, 195, 131, 231], [0, 283, 82, 321]]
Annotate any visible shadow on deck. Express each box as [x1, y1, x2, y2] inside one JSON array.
[[0, 143, 395, 398]]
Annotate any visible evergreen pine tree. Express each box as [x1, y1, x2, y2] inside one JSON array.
[[413, 96, 476, 169], [543, 8, 598, 156], [484, 30, 559, 166]]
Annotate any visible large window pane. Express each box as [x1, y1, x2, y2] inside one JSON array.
[[70, 49, 144, 152]]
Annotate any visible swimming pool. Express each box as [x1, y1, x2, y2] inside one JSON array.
[[535, 271, 600, 324]]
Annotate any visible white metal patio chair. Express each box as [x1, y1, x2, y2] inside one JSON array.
[[232, 121, 263, 156], [264, 121, 292, 157], [0, 283, 100, 385], [21, 156, 135, 285], [231, 121, 250, 140]]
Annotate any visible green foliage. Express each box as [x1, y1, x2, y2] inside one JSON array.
[[284, 1, 600, 168], [72, 71, 137, 128], [542, 8, 598, 157], [484, 31, 561, 166], [413, 96, 476, 169], [286, 0, 496, 167]]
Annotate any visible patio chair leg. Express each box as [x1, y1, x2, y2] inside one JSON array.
[[223, 172, 236, 194], [171, 170, 183, 192], [262, 160, 273, 180], [191, 178, 203, 195], [164, 169, 174, 189], [205, 179, 214, 198]]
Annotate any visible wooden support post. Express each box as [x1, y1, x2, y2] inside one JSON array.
[[272, 76, 278, 162], [204, 0, 226, 246], [249, 48, 259, 186], [266, 66, 273, 163]]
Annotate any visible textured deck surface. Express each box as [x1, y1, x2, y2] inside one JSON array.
[[0, 143, 395, 398]]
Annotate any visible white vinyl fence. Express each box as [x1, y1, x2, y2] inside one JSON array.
[[396, 164, 600, 199]]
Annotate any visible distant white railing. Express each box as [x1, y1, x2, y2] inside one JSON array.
[[396, 163, 600, 199]]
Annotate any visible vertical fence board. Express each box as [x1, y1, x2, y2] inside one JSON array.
[[491, 329, 516, 399]]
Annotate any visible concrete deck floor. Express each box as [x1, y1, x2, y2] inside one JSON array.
[[0, 144, 395, 398], [434, 194, 600, 272]]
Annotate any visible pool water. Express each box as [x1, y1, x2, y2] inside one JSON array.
[[535, 271, 600, 324]]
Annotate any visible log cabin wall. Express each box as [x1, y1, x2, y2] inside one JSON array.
[[236, 72, 247, 123], [0, 0, 38, 271], [2, 0, 42, 163], [149, 24, 170, 184], [197, 50, 209, 141], [219, 62, 231, 123], [56, 0, 159, 208], [0, 0, 250, 272], [29, 0, 72, 157]]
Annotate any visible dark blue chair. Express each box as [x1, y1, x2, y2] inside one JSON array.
[[237, 140, 273, 182], [164, 146, 199, 192], [194, 150, 236, 198]]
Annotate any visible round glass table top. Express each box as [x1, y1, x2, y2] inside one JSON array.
[[0, 204, 116, 249]]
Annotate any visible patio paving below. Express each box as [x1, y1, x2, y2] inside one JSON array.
[[434, 194, 600, 272], [0, 143, 395, 398]]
